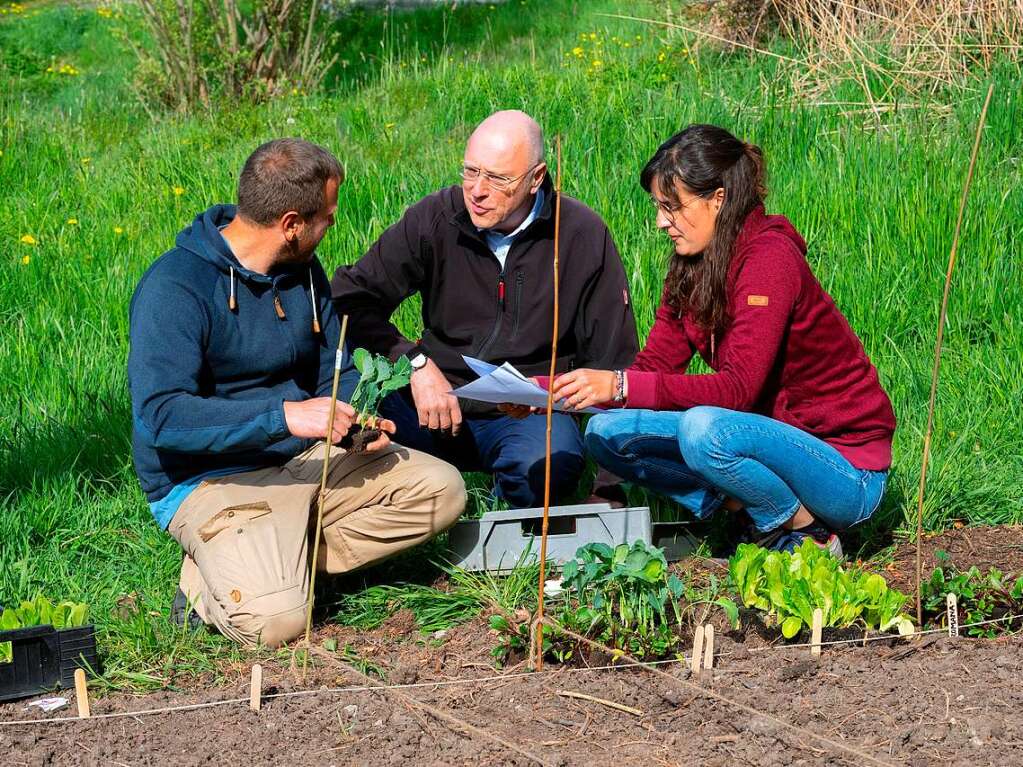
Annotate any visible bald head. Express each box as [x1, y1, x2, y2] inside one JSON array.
[[467, 110, 545, 167]]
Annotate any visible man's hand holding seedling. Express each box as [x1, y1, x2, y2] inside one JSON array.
[[410, 357, 462, 434], [284, 398, 396, 451]]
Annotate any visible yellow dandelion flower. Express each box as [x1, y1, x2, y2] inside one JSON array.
[[81, 157, 91, 165], [588, 33, 597, 41], [67, 217, 78, 225], [20, 234, 37, 245], [591, 60, 603, 68], [172, 186, 185, 196], [658, 52, 667, 62], [572, 46, 583, 57], [113, 226, 124, 235], [21, 255, 31, 265], [97, 6, 113, 17]]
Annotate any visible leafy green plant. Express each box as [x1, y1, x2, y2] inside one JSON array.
[[350, 349, 412, 422], [729, 541, 913, 638], [1, 596, 90, 664], [922, 554, 1023, 637], [490, 540, 721, 667]]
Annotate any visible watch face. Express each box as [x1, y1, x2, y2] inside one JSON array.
[[411, 353, 427, 369]]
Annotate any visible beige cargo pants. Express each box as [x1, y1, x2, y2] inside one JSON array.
[[168, 442, 465, 647]]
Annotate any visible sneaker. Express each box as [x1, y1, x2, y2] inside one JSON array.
[[760, 529, 843, 559], [171, 588, 206, 631]]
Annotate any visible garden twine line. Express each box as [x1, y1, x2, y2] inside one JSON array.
[[1, 611, 1019, 728]]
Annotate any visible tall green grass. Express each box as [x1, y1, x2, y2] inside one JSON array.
[[0, 0, 1020, 681]]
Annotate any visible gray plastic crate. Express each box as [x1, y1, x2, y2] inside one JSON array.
[[446, 503, 699, 571]]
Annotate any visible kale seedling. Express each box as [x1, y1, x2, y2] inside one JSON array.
[[344, 348, 412, 451]]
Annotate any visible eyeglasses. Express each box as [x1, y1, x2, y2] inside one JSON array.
[[651, 195, 700, 220], [461, 163, 541, 193]]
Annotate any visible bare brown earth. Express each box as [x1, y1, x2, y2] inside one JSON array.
[[4, 526, 1023, 767]]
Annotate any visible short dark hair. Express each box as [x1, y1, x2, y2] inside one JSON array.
[[237, 138, 344, 226]]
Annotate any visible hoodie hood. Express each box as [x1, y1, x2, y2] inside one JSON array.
[[174, 204, 272, 285], [737, 204, 807, 256]]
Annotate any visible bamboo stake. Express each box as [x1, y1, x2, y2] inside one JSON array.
[[303, 314, 349, 666], [249, 664, 262, 712], [914, 83, 993, 625], [533, 136, 563, 672]]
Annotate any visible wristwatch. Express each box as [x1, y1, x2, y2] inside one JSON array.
[[410, 353, 428, 371]]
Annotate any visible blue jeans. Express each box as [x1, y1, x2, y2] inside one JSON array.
[[381, 390, 585, 508], [584, 406, 887, 533]]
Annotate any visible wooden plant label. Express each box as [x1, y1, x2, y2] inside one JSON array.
[[702, 624, 714, 672], [74, 668, 91, 719], [250, 664, 263, 711], [946, 593, 959, 638], [811, 608, 823, 659], [691, 624, 705, 673]]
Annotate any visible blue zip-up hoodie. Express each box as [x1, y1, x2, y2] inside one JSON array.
[[128, 204, 357, 528]]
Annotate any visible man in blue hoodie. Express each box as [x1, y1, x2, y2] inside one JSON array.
[[128, 138, 466, 647]]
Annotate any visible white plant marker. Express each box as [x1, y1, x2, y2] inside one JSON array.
[[946, 593, 959, 638], [250, 664, 263, 712], [702, 624, 714, 672], [811, 608, 824, 659], [74, 668, 90, 718], [691, 624, 705, 673]]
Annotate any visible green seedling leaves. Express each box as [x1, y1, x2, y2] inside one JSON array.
[[0, 596, 90, 631], [349, 349, 413, 418], [728, 540, 914, 640]]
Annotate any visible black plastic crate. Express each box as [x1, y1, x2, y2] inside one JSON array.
[[0, 624, 100, 702]]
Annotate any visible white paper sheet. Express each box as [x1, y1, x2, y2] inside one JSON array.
[[454, 356, 600, 414]]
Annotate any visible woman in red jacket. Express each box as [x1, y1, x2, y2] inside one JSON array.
[[552, 124, 896, 555]]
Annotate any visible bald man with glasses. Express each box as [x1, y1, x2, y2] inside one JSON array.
[[331, 110, 638, 509]]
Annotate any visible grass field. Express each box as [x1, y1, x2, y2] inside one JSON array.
[[1, 0, 1020, 686]]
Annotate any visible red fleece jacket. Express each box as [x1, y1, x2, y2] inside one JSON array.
[[625, 206, 896, 471]]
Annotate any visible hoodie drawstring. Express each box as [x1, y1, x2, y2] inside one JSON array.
[[309, 268, 321, 334], [227, 265, 319, 336]]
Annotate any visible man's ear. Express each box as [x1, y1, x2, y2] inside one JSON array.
[[530, 163, 548, 194], [280, 210, 303, 242]]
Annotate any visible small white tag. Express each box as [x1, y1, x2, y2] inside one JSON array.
[[27, 697, 69, 713], [334, 349, 343, 370], [947, 593, 959, 637]]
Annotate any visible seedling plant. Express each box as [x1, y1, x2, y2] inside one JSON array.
[[345, 349, 412, 450], [729, 541, 914, 638], [490, 540, 734, 666], [0, 596, 90, 663], [922, 552, 1023, 637]]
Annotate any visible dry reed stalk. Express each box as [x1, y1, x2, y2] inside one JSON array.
[[303, 314, 349, 662], [914, 83, 994, 624], [533, 136, 563, 672]]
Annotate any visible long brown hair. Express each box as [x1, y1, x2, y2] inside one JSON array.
[[640, 124, 766, 335]]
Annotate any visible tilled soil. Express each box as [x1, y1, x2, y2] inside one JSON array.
[[4, 527, 1023, 766]]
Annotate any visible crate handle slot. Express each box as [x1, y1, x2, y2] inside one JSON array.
[[521, 517, 576, 537]]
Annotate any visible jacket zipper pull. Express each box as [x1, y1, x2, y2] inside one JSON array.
[[498, 277, 506, 309], [273, 288, 287, 320]]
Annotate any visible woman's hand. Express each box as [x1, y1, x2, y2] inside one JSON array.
[[551, 369, 617, 411]]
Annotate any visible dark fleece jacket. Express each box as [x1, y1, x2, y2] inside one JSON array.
[[128, 204, 356, 527], [626, 206, 896, 470], [330, 176, 639, 407]]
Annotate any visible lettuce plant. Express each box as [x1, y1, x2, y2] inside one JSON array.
[[729, 541, 913, 638], [1, 596, 90, 664]]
